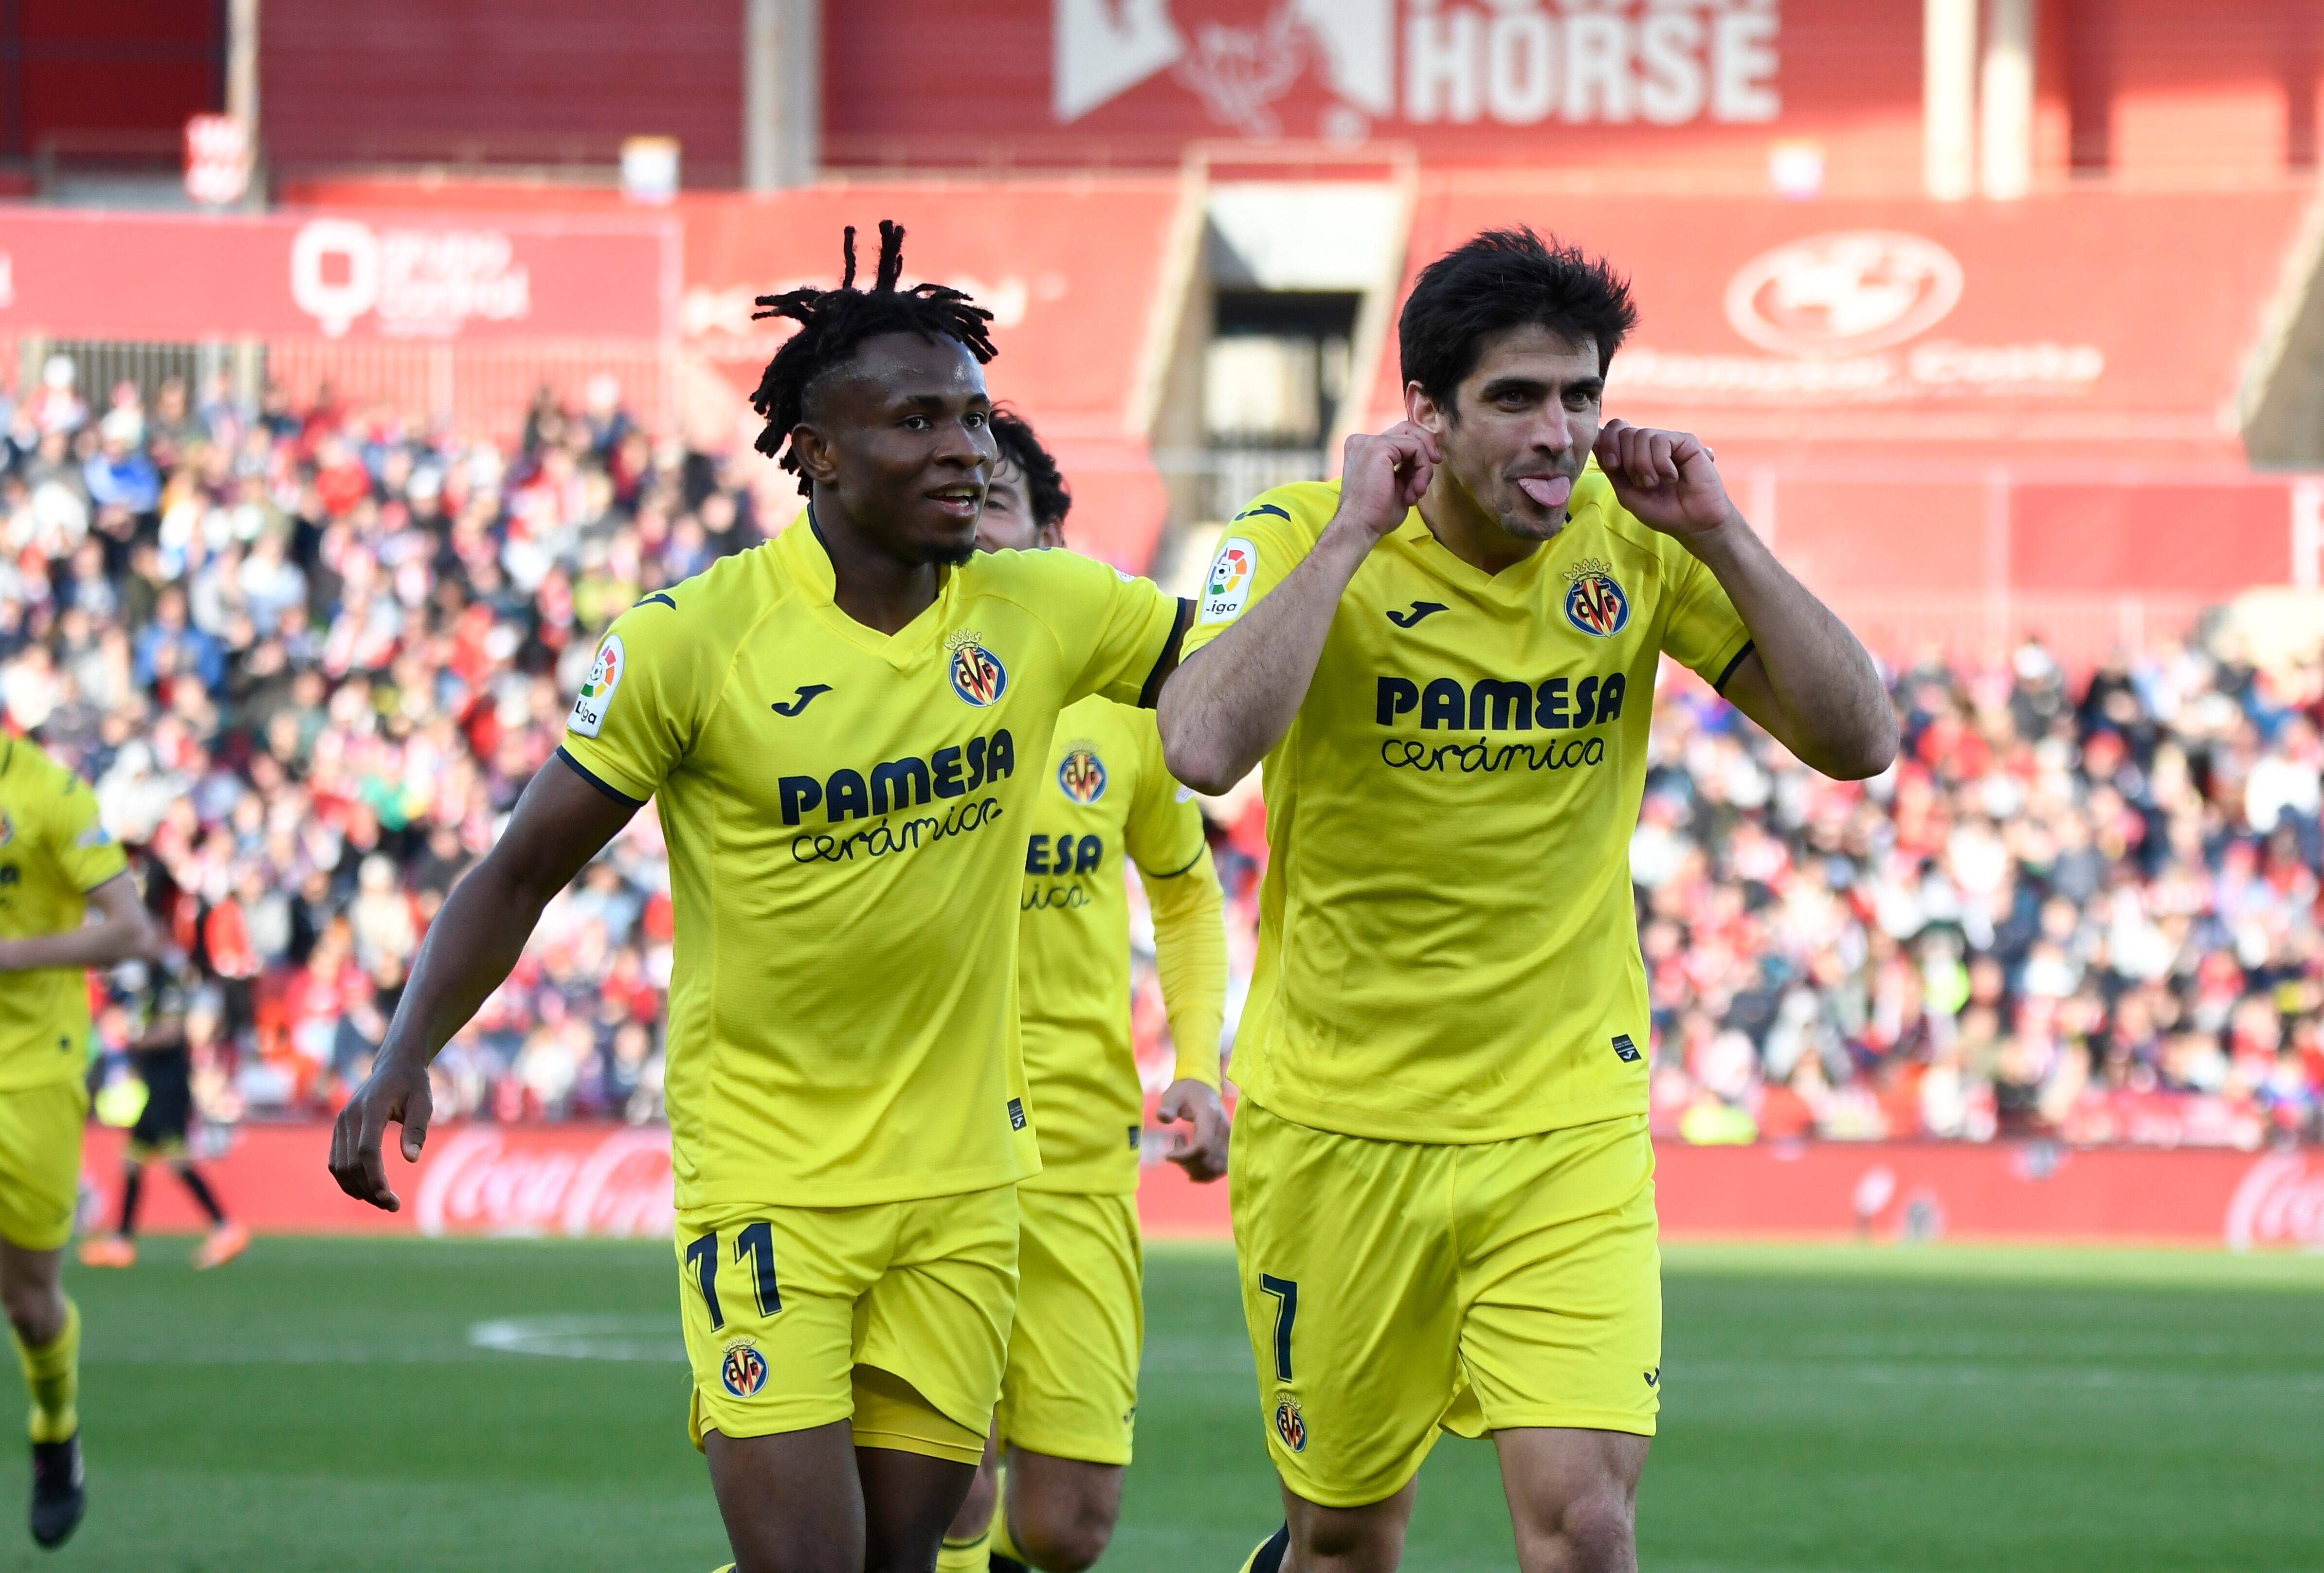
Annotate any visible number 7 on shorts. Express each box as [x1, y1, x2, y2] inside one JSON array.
[[1259, 1274, 1298, 1382]]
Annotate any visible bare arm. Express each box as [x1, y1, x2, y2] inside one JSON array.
[[1594, 419, 1897, 781], [0, 872, 160, 973], [327, 757, 638, 1210], [1159, 424, 1438, 794]]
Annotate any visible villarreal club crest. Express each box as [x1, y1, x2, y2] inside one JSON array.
[[1057, 743, 1107, 804], [721, 1339, 769, 1399], [1273, 1395, 1307, 1453], [946, 630, 1008, 707], [1562, 557, 1630, 638]]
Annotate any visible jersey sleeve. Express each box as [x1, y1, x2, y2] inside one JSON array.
[[557, 598, 719, 804], [1053, 555, 1189, 710], [1659, 542, 1755, 691], [1123, 717, 1209, 881], [1178, 490, 1319, 661], [43, 765, 127, 893]]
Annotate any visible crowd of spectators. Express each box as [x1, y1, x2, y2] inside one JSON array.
[[2, 359, 2318, 1149], [1, 359, 763, 1130]]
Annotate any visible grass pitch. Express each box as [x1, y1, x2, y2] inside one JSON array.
[[4, 1236, 2317, 1571]]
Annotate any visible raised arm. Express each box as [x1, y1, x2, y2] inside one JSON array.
[[1593, 419, 1897, 781], [1159, 424, 1437, 793], [327, 757, 638, 1210], [0, 872, 160, 973]]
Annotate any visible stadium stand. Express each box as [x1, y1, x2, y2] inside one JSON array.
[[1, 360, 2316, 1151]]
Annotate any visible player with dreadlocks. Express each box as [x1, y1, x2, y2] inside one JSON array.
[[329, 217, 1193, 1573]]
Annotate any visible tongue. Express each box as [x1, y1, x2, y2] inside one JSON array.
[[1517, 475, 1573, 510]]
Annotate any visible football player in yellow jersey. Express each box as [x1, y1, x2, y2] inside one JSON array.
[[0, 736, 161, 1547], [330, 221, 1192, 1573], [1160, 229, 1897, 1573], [930, 411, 1230, 1573]]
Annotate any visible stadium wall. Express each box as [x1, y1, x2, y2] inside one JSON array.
[[79, 1124, 2324, 1251]]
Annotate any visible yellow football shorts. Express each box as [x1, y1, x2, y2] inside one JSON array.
[[675, 1185, 1018, 1465], [0, 1081, 87, 1253], [1230, 1103, 1662, 1508], [998, 1188, 1142, 1467]]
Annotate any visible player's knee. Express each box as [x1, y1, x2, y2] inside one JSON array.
[[1011, 1490, 1115, 1573], [0, 1280, 62, 1345], [1289, 1508, 1403, 1573], [1514, 1483, 1635, 1573]]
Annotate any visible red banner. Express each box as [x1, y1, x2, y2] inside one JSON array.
[[0, 209, 677, 344], [77, 1123, 2324, 1249], [827, 1, 1921, 179]]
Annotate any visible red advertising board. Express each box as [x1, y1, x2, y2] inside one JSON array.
[[828, 0, 1923, 181], [0, 208, 678, 344], [78, 1123, 2324, 1250], [1371, 185, 2312, 455]]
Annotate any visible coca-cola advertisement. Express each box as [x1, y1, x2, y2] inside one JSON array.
[[80, 1124, 2324, 1249]]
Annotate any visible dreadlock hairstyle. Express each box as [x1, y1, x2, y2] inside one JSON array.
[[748, 219, 1000, 496], [988, 407, 1072, 529]]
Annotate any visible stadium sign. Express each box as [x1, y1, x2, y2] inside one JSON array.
[[2223, 1153, 2324, 1251], [411, 1126, 676, 1239]]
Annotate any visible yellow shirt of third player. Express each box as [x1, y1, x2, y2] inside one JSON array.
[[1180, 467, 1751, 1143], [0, 738, 128, 1090], [1017, 696, 1209, 1194], [561, 519, 1184, 1211]]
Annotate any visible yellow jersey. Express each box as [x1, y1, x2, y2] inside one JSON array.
[[560, 518, 1186, 1210], [1179, 469, 1751, 1143], [1017, 696, 1217, 1195], [0, 738, 127, 1091]]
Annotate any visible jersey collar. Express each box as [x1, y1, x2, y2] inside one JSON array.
[[775, 510, 958, 669]]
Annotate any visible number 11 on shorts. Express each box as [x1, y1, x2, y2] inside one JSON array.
[[1259, 1274, 1298, 1382]]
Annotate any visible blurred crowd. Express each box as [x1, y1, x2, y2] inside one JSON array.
[[1629, 638, 2324, 1148], [1, 361, 2318, 1149], [0, 360, 764, 1130]]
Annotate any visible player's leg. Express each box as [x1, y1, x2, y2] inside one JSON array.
[[1491, 1428, 1649, 1573], [0, 1082, 91, 1547], [851, 1183, 1019, 1573], [989, 1189, 1140, 1571], [176, 1161, 248, 1268], [705, 1421, 869, 1573], [1453, 1115, 1662, 1573], [935, 1426, 1000, 1573], [1228, 1103, 1463, 1573], [77, 1147, 143, 1267], [679, 1201, 893, 1573]]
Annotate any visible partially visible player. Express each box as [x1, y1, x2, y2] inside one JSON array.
[[1160, 229, 1896, 1573], [78, 939, 248, 1271], [0, 737, 161, 1547], [330, 221, 1193, 1573], [935, 411, 1229, 1573]]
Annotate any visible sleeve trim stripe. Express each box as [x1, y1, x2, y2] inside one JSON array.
[[1137, 845, 1209, 881], [556, 746, 646, 808], [1713, 640, 1757, 695], [1137, 597, 1196, 711]]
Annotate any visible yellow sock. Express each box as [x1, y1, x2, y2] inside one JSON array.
[[13, 1299, 78, 1444], [990, 1464, 1030, 1565], [936, 1520, 992, 1573]]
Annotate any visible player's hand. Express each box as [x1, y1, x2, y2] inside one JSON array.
[[1331, 422, 1439, 542], [1591, 418, 1736, 541], [1157, 1078, 1230, 1183], [327, 1049, 434, 1212]]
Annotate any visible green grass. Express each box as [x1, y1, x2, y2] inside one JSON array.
[[4, 1237, 2318, 1571]]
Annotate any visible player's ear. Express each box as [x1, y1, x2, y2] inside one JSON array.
[[789, 422, 839, 485], [1406, 380, 1446, 435]]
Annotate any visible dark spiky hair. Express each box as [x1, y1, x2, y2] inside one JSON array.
[[988, 407, 1071, 529], [748, 219, 999, 496], [1399, 227, 1637, 407]]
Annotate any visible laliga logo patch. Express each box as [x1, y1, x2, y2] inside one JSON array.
[[1273, 1395, 1307, 1453], [568, 634, 625, 738], [1198, 536, 1255, 626], [1057, 744, 1107, 804], [0, 811, 11, 849], [1562, 559, 1630, 639], [721, 1339, 769, 1399], [945, 630, 1008, 708]]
